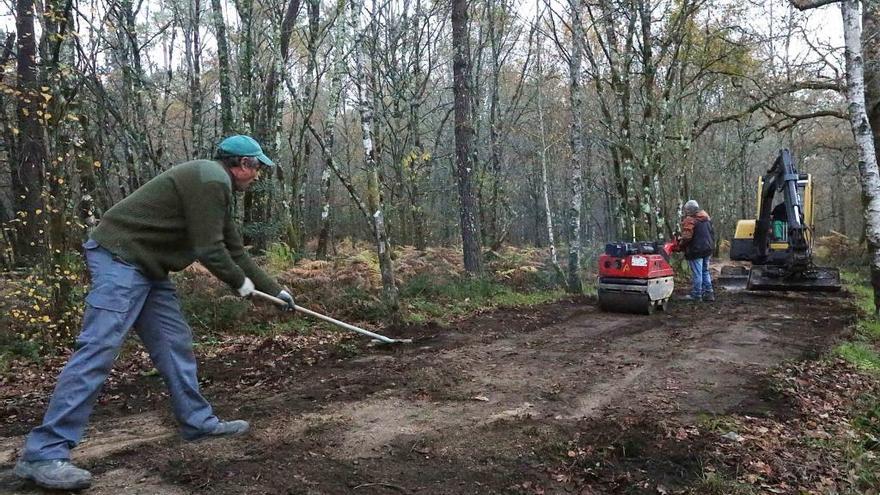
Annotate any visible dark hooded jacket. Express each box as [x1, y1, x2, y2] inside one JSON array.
[[679, 210, 714, 260]]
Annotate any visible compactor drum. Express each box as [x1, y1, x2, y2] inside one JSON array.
[[597, 241, 676, 315]]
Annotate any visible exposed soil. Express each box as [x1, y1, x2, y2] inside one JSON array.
[[0, 287, 855, 494]]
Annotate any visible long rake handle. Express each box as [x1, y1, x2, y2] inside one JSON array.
[[251, 290, 402, 344]]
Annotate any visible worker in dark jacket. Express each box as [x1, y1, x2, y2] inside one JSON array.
[[679, 199, 715, 302], [14, 135, 295, 491]]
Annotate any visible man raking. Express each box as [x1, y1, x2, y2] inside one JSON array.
[[14, 135, 294, 491]]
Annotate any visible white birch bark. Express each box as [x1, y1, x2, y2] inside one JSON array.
[[535, 4, 565, 286], [316, 0, 348, 259], [841, 0, 880, 313], [351, 0, 399, 309]]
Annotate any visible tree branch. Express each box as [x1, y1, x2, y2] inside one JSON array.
[[772, 109, 849, 132], [305, 122, 372, 226], [789, 0, 842, 11], [692, 79, 845, 138]]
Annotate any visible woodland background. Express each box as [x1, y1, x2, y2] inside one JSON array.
[[0, 0, 871, 336]]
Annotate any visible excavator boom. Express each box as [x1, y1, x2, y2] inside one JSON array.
[[723, 149, 840, 292]]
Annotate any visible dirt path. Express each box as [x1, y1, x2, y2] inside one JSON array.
[[0, 289, 854, 494]]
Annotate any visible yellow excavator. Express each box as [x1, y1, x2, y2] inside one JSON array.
[[720, 149, 841, 291]]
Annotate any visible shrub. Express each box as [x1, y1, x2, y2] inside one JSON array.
[[265, 242, 297, 273], [1, 254, 88, 355]]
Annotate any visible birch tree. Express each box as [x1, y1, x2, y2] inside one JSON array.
[[791, 0, 880, 313], [352, 0, 399, 309], [534, 5, 565, 285], [841, 0, 880, 313], [315, 0, 348, 259], [865, 1, 880, 144]]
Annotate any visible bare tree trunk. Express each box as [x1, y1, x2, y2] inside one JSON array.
[[352, 0, 399, 310], [316, 0, 348, 259], [12, 0, 46, 265], [566, 0, 586, 294], [243, 0, 300, 253], [403, 0, 437, 251], [452, 0, 483, 274], [236, 0, 255, 132], [486, 0, 503, 249], [183, 0, 204, 156], [211, 0, 235, 135]]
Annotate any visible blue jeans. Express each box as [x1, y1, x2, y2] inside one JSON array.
[[21, 239, 219, 461], [687, 257, 713, 299]]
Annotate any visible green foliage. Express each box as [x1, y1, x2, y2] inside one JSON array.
[[230, 318, 316, 338], [831, 271, 880, 491], [179, 291, 250, 334], [335, 286, 388, 321], [846, 394, 880, 492], [491, 290, 562, 307], [400, 274, 565, 325], [695, 413, 737, 433], [854, 395, 880, 449], [581, 276, 598, 296], [0, 335, 42, 372], [836, 342, 880, 373], [842, 270, 874, 315], [837, 270, 880, 372], [401, 274, 499, 300], [351, 249, 381, 273], [1, 253, 88, 355], [334, 340, 361, 358], [860, 318, 880, 341], [689, 472, 756, 495], [264, 242, 297, 272]]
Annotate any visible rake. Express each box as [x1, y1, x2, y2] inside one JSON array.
[[251, 290, 412, 345]]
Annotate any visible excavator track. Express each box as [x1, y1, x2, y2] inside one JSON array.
[[747, 265, 841, 291]]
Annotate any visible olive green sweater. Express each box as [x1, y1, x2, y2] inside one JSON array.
[[91, 159, 282, 295]]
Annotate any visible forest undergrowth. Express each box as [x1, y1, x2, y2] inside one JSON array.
[[0, 242, 578, 370]]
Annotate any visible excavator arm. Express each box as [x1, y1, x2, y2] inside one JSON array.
[[753, 149, 811, 270], [721, 149, 840, 291]]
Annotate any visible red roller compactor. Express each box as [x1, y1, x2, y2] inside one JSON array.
[[597, 240, 677, 315]]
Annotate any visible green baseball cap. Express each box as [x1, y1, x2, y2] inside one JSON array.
[[217, 135, 274, 167]]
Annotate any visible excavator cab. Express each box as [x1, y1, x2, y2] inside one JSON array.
[[721, 149, 840, 291]]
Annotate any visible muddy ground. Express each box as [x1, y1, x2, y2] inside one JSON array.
[[0, 288, 855, 494]]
